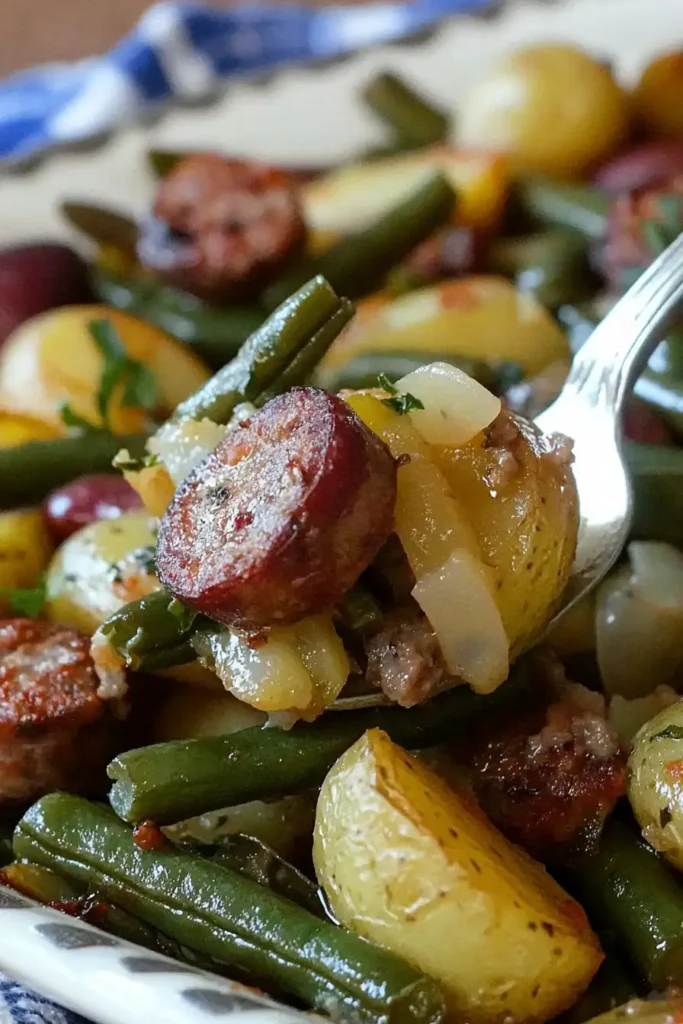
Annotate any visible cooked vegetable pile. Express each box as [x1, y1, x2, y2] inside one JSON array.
[[3, 41, 683, 1024]]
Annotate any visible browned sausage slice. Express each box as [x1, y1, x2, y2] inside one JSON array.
[[139, 153, 307, 301], [156, 387, 397, 627], [0, 619, 123, 806]]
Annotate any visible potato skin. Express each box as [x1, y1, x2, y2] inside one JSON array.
[[45, 512, 159, 634], [628, 699, 683, 872], [314, 728, 602, 1024], [0, 509, 53, 612], [436, 411, 578, 656]]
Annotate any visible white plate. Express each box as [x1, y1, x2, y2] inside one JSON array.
[[2, 0, 683, 247], [1, 1, 683, 1022]]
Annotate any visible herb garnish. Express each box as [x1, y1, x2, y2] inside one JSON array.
[[60, 319, 161, 432], [651, 725, 683, 742], [377, 374, 425, 416], [0, 577, 47, 618]]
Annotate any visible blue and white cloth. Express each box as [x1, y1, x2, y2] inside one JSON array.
[[0, 0, 493, 164], [0, 0, 494, 1019]]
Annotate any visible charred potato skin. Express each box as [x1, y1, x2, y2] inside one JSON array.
[[314, 728, 602, 1024]]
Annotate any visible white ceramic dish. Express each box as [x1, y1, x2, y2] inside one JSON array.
[[2, 0, 683, 1021]]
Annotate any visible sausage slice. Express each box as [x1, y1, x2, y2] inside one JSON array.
[[139, 153, 307, 300], [0, 619, 123, 806], [156, 387, 397, 627]]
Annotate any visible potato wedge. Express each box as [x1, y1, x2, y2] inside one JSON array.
[[0, 509, 53, 610], [0, 305, 210, 435], [436, 411, 578, 655], [314, 729, 602, 1024], [321, 277, 569, 379], [303, 147, 508, 234]]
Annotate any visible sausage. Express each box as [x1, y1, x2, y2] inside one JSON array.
[[601, 174, 683, 290], [0, 619, 124, 806], [138, 154, 307, 301], [462, 659, 626, 861], [364, 604, 450, 708], [156, 387, 397, 628]]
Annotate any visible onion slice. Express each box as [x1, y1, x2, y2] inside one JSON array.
[[596, 542, 683, 699], [396, 361, 501, 447], [412, 550, 509, 694]]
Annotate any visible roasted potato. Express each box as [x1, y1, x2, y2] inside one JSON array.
[[322, 278, 569, 380], [314, 729, 602, 1024], [45, 511, 160, 633], [628, 699, 683, 872], [458, 44, 628, 178], [155, 684, 315, 857], [436, 411, 578, 656], [0, 509, 53, 610], [632, 51, 683, 140], [0, 305, 210, 435], [303, 147, 508, 235], [0, 411, 59, 448]]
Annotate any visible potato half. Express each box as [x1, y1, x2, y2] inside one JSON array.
[[436, 412, 578, 656], [314, 729, 601, 1024]]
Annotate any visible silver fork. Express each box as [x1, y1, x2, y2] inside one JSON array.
[[332, 232, 683, 710], [537, 230, 683, 632]]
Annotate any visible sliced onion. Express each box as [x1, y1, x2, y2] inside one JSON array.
[[608, 686, 679, 749], [629, 540, 683, 608], [148, 417, 227, 486], [596, 542, 683, 699], [412, 549, 509, 694], [396, 362, 501, 448]]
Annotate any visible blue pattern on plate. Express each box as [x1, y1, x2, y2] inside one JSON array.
[[0, 0, 492, 164], [0, 978, 90, 1024], [0, 0, 492, 1017]]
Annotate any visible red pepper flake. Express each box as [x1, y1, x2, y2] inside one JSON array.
[[133, 820, 167, 851], [395, 453, 412, 469], [232, 510, 254, 531], [246, 630, 268, 650], [667, 759, 683, 782]]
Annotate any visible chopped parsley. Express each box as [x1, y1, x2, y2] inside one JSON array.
[[0, 577, 47, 618], [377, 373, 425, 416], [651, 725, 683, 742], [112, 451, 160, 473], [60, 319, 161, 433]]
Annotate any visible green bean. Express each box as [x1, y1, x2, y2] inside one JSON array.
[[336, 582, 384, 637], [567, 818, 683, 988], [263, 173, 455, 309], [561, 956, 637, 1024], [487, 228, 596, 309], [16, 794, 446, 1024], [147, 149, 187, 177], [255, 299, 355, 404], [61, 200, 138, 251], [321, 349, 523, 396], [514, 177, 610, 241], [1, 860, 174, 951], [189, 834, 324, 919], [94, 271, 264, 369], [108, 668, 529, 824], [0, 432, 149, 510], [173, 275, 343, 424], [625, 442, 683, 546], [97, 590, 213, 672], [362, 71, 450, 149]]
